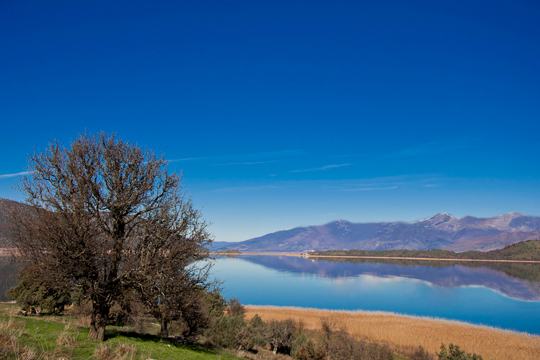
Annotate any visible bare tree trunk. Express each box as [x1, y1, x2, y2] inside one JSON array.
[[159, 315, 169, 337], [88, 303, 110, 341]]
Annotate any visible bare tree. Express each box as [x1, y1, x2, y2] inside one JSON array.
[[11, 133, 212, 341], [133, 209, 214, 337]]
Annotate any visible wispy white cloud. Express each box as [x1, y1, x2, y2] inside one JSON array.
[[290, 164, 350, 173], [0, 171, 31, 179], [317, 174, 446, 192]]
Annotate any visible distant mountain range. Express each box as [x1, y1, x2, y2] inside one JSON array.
[[210, 212, 540, 253], [1, 199, 539, 253]]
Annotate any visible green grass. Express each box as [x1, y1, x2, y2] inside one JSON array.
[[0, 303, 240, 360]]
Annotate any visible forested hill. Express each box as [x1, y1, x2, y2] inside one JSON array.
[[310, 240, 540, 261]]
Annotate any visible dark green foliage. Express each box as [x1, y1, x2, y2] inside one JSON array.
[[265, 319, 297, 355], [291, 333, 308, 358], [6, 266, 70, 315], [204, 290, 227, 319], [206, 306, 266, 350], [226, 297, 245, 318], [294, 341, 326, 360], [236, 314, 266, 350], [292, 333, 325, 360], [205, 315, 246, 348], [437, 343, 483, 360], [249, 313, 265, 328]]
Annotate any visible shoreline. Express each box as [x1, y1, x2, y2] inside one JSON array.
[[213, 251, 540, 263], [245, 305, 540, 360], [308, 254, 540, 263]]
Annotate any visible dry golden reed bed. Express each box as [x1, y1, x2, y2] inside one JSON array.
[[246, 305, 540, 360]]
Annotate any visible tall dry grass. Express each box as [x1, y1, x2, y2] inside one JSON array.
[[246, 305, 540, 360]]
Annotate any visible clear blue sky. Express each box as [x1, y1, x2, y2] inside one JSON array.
[[1, 1, 539, 241]]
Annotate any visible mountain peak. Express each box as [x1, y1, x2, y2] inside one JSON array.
[[432, 212, 454, 219], [501, 212, 525, 218], [418, 213, 456, 223]]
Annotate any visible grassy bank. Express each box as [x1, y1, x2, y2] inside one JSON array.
[[245, 305, 540, 360], [0, 303, 238, 360]]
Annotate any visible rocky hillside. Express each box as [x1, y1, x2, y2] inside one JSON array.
[[211, 213, 540, 252]]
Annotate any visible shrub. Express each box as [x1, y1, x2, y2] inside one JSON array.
[[226, 297, 246, 318], [6, 266, 71, 315], [265, 319, 297, 355], [178, 296, 210, 338], [437, 343, 483, 360], [292, 333, 326, 360], [236, 314, 267, 350], [206, 315, 246, 348], [319, 318, 393, 360], [204, 290, 227, 319]]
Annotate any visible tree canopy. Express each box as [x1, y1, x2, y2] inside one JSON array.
[[11, 133, 213, 340]]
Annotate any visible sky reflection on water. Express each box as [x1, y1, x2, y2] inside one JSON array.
[[212, 255, 540, 335]]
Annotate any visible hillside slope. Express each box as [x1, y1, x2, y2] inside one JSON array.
[[0, 198, 31, 248], [211, 213, 540, 252]]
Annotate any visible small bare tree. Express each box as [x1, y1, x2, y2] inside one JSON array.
[[133, 210, 214, 337], [11, 133, 212, 341]]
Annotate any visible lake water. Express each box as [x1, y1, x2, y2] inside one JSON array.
[[212, 255, 540, 335]]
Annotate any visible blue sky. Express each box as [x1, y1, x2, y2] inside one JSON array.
[[1, 1, 539, 241]]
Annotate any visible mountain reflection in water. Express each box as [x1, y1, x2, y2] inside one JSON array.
[[235, 255, 540, 301]]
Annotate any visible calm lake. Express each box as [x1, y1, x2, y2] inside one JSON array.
[[212, 255, 540, 335]]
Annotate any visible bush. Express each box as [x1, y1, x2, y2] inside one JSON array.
[[265, 319, 297, 355], [292, 333, 326, 360], [437, 343, 483, 360], [206, 315, 246, 348], [236, 314, 266, 350], [7, 265, 71, 315], [204, 290, 227, 319], [294, 340, 326, 360], [177, 296, 210, 338], [226, 297, 246, 318]]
